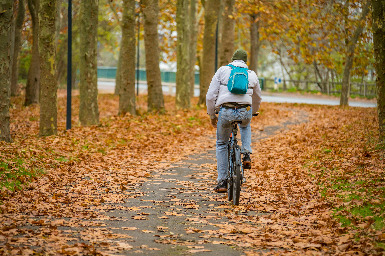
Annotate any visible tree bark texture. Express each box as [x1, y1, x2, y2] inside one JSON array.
[[249, 13, 260, 73], [25, 0, 40, 106], [39, 0, 57, 136], [372, 0, 385, 142], [198, 0, 220, 105], [141, 0, 164, 112], [55, 1, 69, 86], [11, 0, 25, 96], [176, 0, 192, 109], [189, 0, 198, 97], [79, 0, 100, 125], [216, 0, 224, 66], [219, 0, 235, 67], [109, 1, 121, 96], [340, 1, 370, 106], [119, 0, 136, 115], [0, 0, 14, 142]]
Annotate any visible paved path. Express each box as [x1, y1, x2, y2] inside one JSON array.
[[3, 108, 309, 255], [73, 108, 309, 255], [261, 93, 376, 108]]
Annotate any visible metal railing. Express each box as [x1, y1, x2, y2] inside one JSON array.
[[263, 78, 376, 97]]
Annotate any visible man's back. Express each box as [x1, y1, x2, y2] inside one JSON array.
[[206, 59, 262, 119]]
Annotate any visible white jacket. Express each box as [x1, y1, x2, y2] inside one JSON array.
[[206, 60, 262, 118]]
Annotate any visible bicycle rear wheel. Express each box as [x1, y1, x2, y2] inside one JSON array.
[[227, 149, 233, 201], [227, 175, 233, 201], [232, 149, 242, 205]]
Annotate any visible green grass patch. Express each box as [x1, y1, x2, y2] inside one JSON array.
[[0, 158, 44, 192], [323, 148, 332, 153], [324, 175, 385, 231], [56, 156, 69, 162], [287, 87, 298, 93]]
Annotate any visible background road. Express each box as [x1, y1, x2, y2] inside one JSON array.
[[97, 79, 377, 108]]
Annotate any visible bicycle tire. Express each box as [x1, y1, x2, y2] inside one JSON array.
[[232, 148, 242, 205], [227, 175, 233, 201], [227, 148, 233, 201]]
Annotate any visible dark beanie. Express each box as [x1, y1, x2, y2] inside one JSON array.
[[231, 49, 247, 63]]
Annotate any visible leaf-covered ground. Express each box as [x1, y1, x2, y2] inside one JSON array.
[[0, 92, 384, 255]]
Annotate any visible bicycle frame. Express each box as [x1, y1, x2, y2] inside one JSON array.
[[229, 123, 242, 168], [227, 122, 244, 204]]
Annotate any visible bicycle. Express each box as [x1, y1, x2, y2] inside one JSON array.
[[227, 113, 258, 205]]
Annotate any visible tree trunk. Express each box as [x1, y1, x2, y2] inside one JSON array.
[[249, 13, 260, 73], [141, 0, 164, 112], [313, 61, 328, 93], [216, 0, 224, 67], [372, 0, 385, 142], [119, 0, 136, 115], [79, 0, 99, 125], [0, 0, 14, 142], [176, 0, 192, 109], [340, 1, 370, 106], [56, 37, 67, 85], [219, 0, 235, 67], [9, 2, 15, 88], [109, 1, 122, 96], [189, 1, 200, 97], [11, 0, 25, 96], [25, 0, 40, 106], [39, 0, 58, 136], [198, 0, 220, 105], [55, 0, 66, 86]]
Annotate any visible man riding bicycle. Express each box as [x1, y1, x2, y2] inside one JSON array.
[[206, 49, 262, 193]]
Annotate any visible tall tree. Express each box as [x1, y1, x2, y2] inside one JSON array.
[[219, 0, 235, 67], [39, 0, 57, 136], [340, 0, 371, 106], [372, 0, 385, 142], [176, 0, 192, 109], [189, 0, 198, 97], [108, 1, 122, 96], [79, 0, 99, 125], [249, 12, 260, 73], [25, 0, 40, 106], [0, 0, 14, 142], [141, 0, 164, 112], [119, 0, 136, 115], [11, 0, 25, 96], [198, 0, 221, 105]]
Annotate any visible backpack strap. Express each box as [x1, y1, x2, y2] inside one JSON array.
[[227, 64, 248, 70]]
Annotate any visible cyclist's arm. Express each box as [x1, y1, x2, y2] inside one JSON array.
[[206, 68, 223, 119], [251, 72, 262, 114]]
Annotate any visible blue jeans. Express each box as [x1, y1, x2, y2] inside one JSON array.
[[216, 107, 252, 182]]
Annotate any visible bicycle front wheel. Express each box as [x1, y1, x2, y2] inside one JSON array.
[[227, 148, 233, 201], [227, 175, 233, 201], [232, 163, 241, 205], [232, 147, 242, 205]]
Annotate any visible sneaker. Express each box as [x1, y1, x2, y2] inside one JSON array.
[[243, 153, 251, 169], [214, 179, 227, 193]]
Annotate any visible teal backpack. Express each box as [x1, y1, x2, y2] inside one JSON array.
[[226, 64, 249, 94]]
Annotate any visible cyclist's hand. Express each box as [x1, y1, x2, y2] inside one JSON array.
[[211, 116, 218, 128]]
